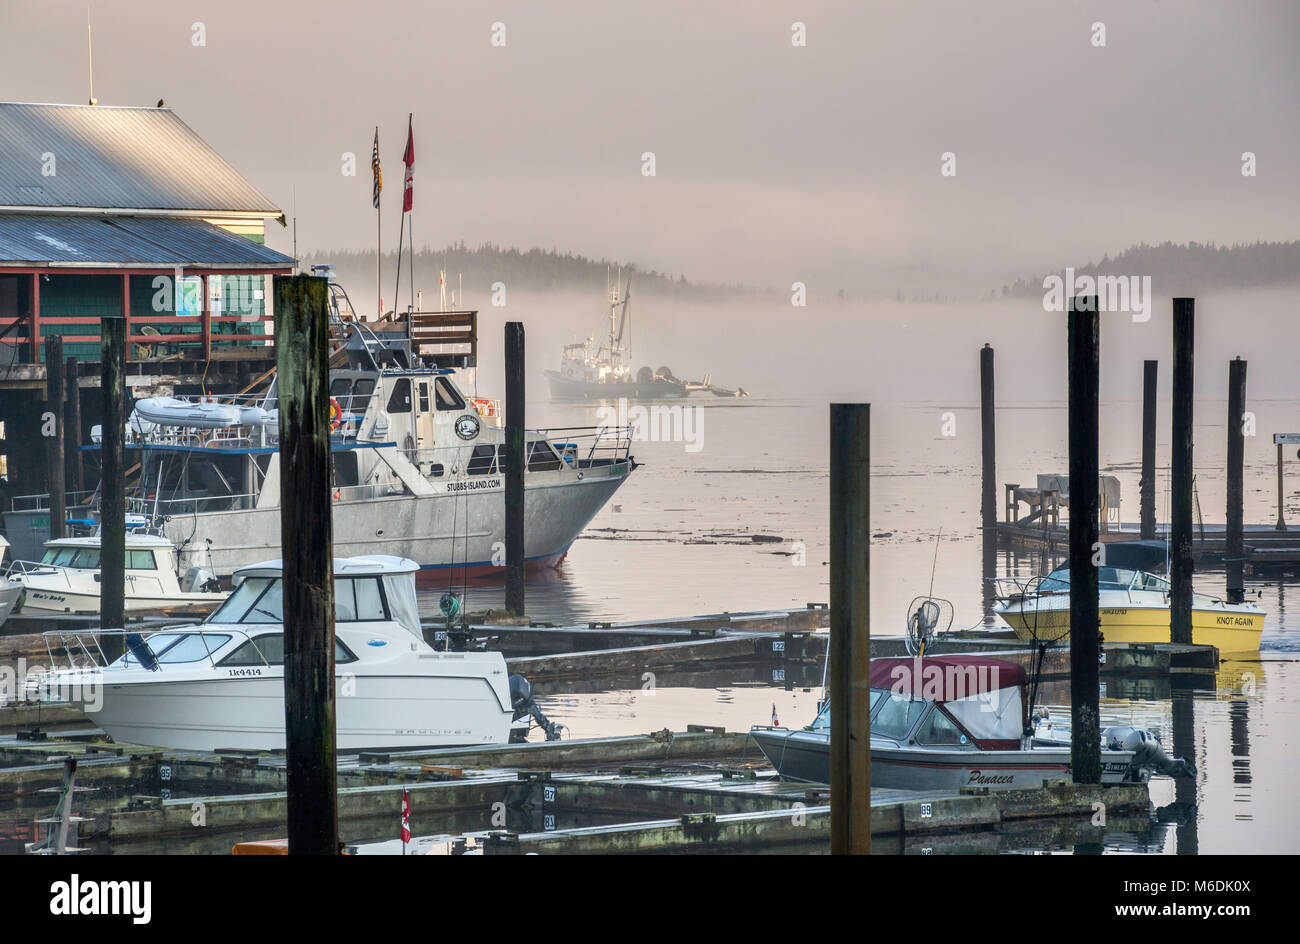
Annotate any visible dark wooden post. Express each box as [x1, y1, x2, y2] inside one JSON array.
[[274, 274, 338, 856], [829, 403, 870, 854], [1276, 440, 1287, 531], [1226, 358, 1247, 603], [65, 357, 84, 496], [1068, 297, 1101, 785], [504, 321, 526, 617], [1170, 299, 1195, 645], [980, 345, 997, 619], [44, 337, 66, 541], [1140, 360, 1158, 540], [99, 318, 127, 638]]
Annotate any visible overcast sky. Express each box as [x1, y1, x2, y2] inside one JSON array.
[[2, 1, 1298, 294]]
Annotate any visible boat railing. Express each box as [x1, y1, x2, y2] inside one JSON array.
[[39, 626, 269, 676], [392, 426, 634, 476], [530, 425, 635, 467], [7, 489, 101, 514]]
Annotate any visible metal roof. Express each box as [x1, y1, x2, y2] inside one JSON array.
[[0, 103, 281, 216], [0, 214, 296, 267]]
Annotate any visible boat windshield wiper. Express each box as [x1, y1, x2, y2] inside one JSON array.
[[253, 607, 280, 621]]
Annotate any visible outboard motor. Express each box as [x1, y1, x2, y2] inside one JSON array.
[[508, 674, 564, 743], [181, 567, 221, 594], [1104, 725, 1196, 781]]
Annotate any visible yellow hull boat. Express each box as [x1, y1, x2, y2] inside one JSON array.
[[994, 565, 1265, 654]]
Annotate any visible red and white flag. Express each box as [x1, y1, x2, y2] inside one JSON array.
[[400, 789, 411, 845], [402, 114, 414, 213], [771, 703, 779, 727]]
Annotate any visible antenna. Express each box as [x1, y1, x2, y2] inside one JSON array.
[[87, 7, 97, 105]]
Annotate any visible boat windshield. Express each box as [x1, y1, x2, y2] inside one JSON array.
[[806, 690, 887, 732], [41, 547, 101, 569], [871, 688, 927, 740], [208, 575, 392, 624], [1041, 566, 1146, 592]]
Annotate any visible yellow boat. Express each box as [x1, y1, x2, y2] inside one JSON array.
[[993, 565, 1265, 654]]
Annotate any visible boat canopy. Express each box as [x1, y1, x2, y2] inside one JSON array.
[[871, 656, 1026, 750], [227, 556, 423, 641]]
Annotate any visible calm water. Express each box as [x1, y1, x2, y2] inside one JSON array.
[[421, 394, 1300, 854]]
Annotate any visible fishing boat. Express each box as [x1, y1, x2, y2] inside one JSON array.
[[6, 534, 225, 616], [544, 274, 689, 400], [23, 287, 635, 583], [0, 536, 21, 628], [750, 655, 1194, 789], [36, 556, 558, 752], [992, 563, 1265, 653]]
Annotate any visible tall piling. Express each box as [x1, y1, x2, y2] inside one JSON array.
[[504, 321, 526, 617], [1140, 360, 1158, 540], [64, 357, 84, 495], [99, 319, 127, 639], [1170, 299, 1195, 644], [44, 337, 66, 541], [274, 274, 339, 855], [829, 403, 870, 854], [1067, 297, 1101, 785], [1226, 357, 1247, 603], [980, 344, 997, 620]]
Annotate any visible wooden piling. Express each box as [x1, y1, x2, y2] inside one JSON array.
[[64, 357, 84, 495], [829, 403, 870, 854], [504, 321, 525, 617], [1226, 357, 1247, 603], [99, 319, 126, 639], [1140, 360, 1158, 540], [273, 274, 339, 855], [1067, 297, 1101, 785], [43, 337, 65, 541], [980, 344, 997, 620], [1170, 299, 1195, 645]]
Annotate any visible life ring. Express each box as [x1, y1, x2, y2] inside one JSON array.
[[471, 397, 497, 419], [329, 397, 343, 430]]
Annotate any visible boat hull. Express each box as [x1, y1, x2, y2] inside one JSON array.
[[997, 600, 1264, 653], [169, 469, 628, 581], [751, 727, 1135, 789], [52, 662, 514, 752], [544, 369, 688, 400]]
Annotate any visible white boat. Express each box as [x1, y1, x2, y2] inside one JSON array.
[[28, 300, 635, 583], [7, 534, 226, 616], [38, 556, 550, 752], [751, 655, 1194, 789], [0, 536, 21, 628]]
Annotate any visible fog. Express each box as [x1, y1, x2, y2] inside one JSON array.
[[3, 1, 1298, 296]]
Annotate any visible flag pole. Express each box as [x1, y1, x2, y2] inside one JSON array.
[[408, 215, 415, 313], [393, 209, 405, 317], [372, 126, 382, 321], [393, 114, 414, 317]]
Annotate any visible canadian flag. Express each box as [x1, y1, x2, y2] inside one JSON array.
[[402, 114, 414, 213], [400, 789, 411, 845]]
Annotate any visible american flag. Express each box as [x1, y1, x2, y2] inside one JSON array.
[[371, 128, 382, 209]]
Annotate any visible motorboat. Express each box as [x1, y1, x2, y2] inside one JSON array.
[[992, 563, 1265, 653], [37, 555, 559, 752], [6, 534, 225, 617], [0, 536, 21, 628], [750, 655, 1194, 789]]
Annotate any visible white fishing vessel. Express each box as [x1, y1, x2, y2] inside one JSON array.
[[55, 289, 635, 582], [7, 534, 225, 616], [37, 556, 556, 752], [751, 655, 1194, 789], [0, 536, 21, 628]]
